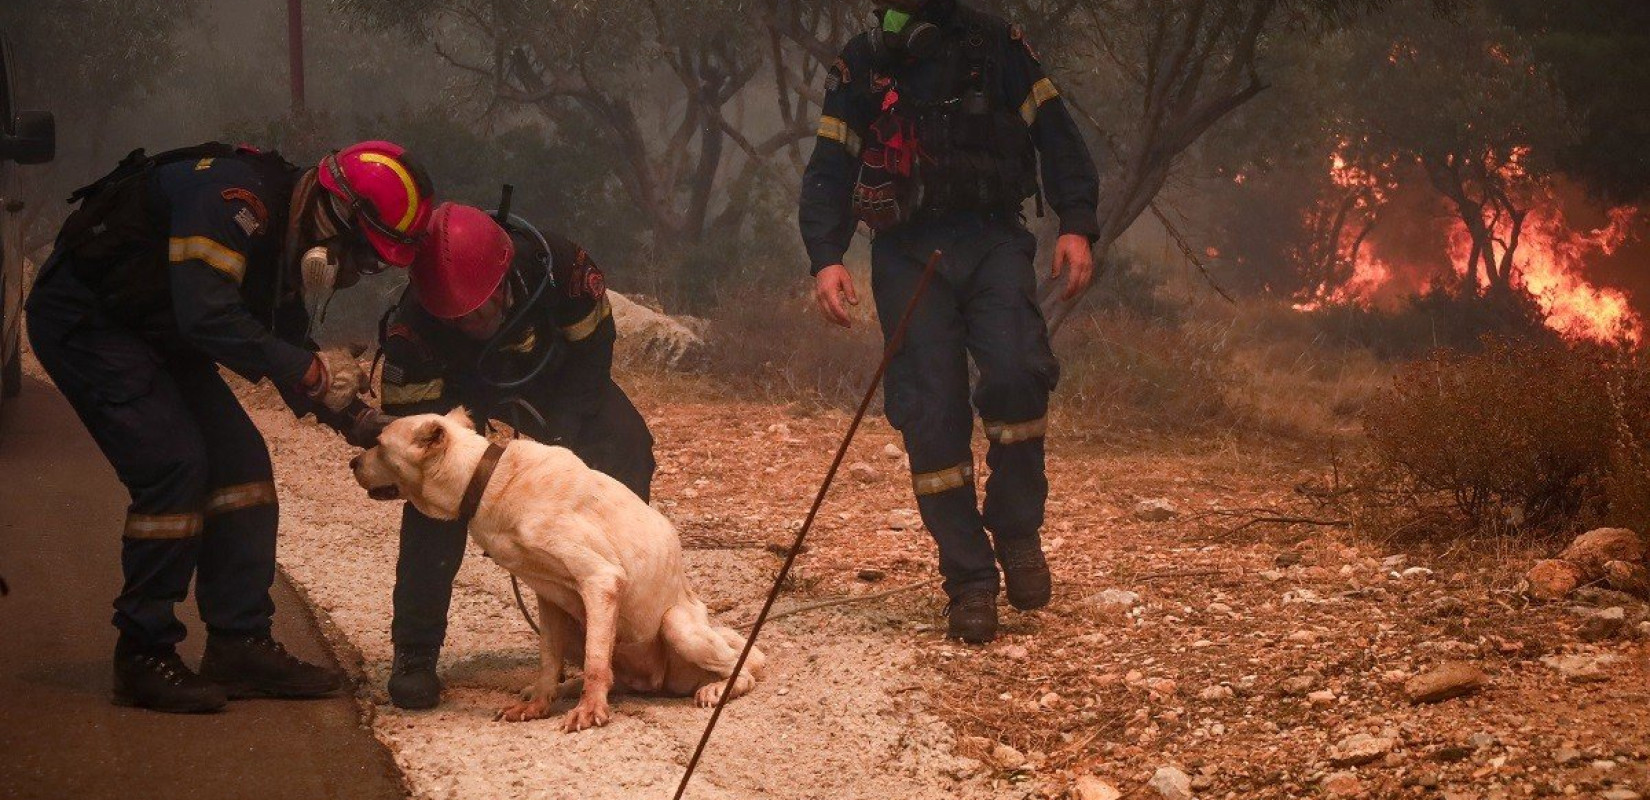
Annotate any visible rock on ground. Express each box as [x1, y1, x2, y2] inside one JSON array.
[[1330, 733, 1397, 766], [1072, 775, 1123, 800], [610, 291, 704, 367], [1605, 560, 1650, 597], [1149, 765, 1193, 800], [1527, 559, 1585, 601], [1133, 498, 1179, 522], [1322, 771, 1363, 797], [1542, 653, 1622, 683], [1405, 662, 1486, 704], [1560, 528, 1644, 579]]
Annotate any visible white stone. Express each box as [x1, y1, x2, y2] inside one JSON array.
[[1198, 685, 1234, 701], [1133, 498, 1179, 522], [1330, 733, 1397, 766], [1072, 776, 1123, 800], [1148, 765, 1193, 800]]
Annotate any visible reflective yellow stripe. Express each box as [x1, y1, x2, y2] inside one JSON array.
[[1018, 78, 1060, 126], [503, 328, 538, 354], [816, 116, 863, 158], [357, 153, 421, 231], [561, 297, 612, 342], [168, 236, 247, 283], [124, 512, 204, 540], [382, 378, 446, 406], [204, 481, 277, 516], [984, 416, 1047, 445], [912, 462, 975, 496]]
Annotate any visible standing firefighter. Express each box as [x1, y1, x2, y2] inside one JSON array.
[[26, 140, 433, 712], [377, 203, 656, 709], [799, 0, 1098, 643]]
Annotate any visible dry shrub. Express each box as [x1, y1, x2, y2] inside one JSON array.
[[1052, 309, 1235, 432], [699, 288, 884, 407], [1362, 336, 1650, 534]]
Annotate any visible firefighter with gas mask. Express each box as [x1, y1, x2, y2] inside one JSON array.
[[799, 0, 1099, 643], [26, 140, 434, 712], [376, 203, 655, 709]]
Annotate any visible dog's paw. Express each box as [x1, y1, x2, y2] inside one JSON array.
[[694, 682, 724, 708], [494, 697, 554, 723], [561, 697, 611, 733]]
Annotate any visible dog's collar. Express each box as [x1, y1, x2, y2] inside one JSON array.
[[459, 442, 508, 522]]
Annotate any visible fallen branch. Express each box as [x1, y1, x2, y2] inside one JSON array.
[[1135, 568, 1229, 583], [736, 578, 939, 629]]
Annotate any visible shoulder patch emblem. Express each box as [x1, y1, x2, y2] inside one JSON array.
[[826, 58, 851, 93], [222, 188, 268, 236], [572, 249, 606, 301], [195, 158, 215, 171], [1010, 25, 1041, 63]]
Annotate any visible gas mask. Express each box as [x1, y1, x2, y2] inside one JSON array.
[[869, 3, 940, 60], [297, 192, 390, 315]]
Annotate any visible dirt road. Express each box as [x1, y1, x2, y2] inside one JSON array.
[[0, 377, 406, 800]]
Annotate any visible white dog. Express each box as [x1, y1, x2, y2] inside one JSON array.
[[351, 408, 764, 731]]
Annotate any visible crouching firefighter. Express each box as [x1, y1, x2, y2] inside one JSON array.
[[798, 0, 1100, 643], [376, 202, 656, 709], [26, 140, 435, 712]]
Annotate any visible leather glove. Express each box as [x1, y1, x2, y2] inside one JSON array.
[[297, 348, 368, 413], [318, 397, 397, 448]]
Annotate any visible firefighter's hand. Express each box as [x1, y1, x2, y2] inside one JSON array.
[[1050, 234, 1095, 302], [300, 349, 368, 413], [318, 397, 396, 448], [346, 406, 396, 449], [814, 264, 859, 328]]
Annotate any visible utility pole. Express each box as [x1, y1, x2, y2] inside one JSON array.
[[288, 0, 306, 114]]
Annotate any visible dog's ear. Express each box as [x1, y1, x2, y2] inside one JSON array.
[[413, 418, 447, 452], [445, 406, 474, 429]]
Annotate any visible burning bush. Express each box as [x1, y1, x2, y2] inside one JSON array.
[[1363, 336, 1650, 534]]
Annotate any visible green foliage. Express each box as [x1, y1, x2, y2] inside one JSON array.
[[1364, 337, 1650, 533]]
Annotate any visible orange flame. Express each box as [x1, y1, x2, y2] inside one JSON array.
[[1294, 144, 1644, 346], [1446, 203, 1642, 345]]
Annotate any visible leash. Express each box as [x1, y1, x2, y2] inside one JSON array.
[[671, 249, 944, 800], [490, 396, 557, 636]]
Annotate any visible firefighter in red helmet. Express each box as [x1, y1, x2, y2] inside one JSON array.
[[375, 203, 656, 709], [26, 139, 433, 713]]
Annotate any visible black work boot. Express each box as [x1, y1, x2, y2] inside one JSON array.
[[113, 648, 228, 714], [996, 536, 1052, 611], [199, 633, 342, 699], [944, 589, 999, 644], [387, 647, 442, 710]]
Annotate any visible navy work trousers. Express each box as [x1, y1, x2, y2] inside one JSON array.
[[870, 214, 1059, 599], [27, 259, 278, 654]]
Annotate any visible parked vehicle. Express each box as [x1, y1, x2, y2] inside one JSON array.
[[0, 32, 57, 410]]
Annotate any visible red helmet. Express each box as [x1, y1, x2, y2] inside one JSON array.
[[410, 203, 516, 319], [317, 140, 435, 267]]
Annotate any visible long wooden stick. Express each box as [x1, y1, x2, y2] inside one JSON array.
[[671, 249, 945, 800]]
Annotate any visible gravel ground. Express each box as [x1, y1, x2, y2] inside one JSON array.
[[239, 382, 992, 800]]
